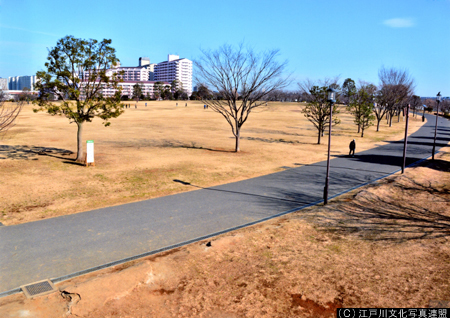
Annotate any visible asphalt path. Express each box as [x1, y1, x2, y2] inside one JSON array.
[[1, 114, 449, 295]]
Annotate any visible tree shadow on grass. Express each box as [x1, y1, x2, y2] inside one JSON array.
[[0, 145, 74, 160], [243, 136, 311, 145], [104, 138, 235, 153], [62, 160, 86, 166], [165, 142, 234, 153], [421, 157, 450, 173], [299, 175, 450, 242]]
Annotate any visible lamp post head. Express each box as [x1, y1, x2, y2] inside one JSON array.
[[437, 92, 442, 103], [327, 87, 337, 103]]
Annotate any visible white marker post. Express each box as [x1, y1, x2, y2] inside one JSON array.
[[86, 140, 95, 167]]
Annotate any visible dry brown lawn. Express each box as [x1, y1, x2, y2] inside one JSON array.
[[0, 150, 449, 318], [0, 100, 424, 225]]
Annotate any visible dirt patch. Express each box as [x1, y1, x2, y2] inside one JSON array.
[[1, 151, 449, 317], [291, 294, 343, 317]]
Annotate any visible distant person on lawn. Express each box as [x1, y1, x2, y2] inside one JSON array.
[[349, 139, 356, 157]]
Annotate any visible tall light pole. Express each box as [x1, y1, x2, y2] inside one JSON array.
[[323, 87, 336, 205], [402, 103, 410, 174], [432, 92, 441, 160]]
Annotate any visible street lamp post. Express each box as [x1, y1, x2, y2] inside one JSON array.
[[402, 104, 410, 174], [323, 87, 336, 205], [432, 92, 442, 160]]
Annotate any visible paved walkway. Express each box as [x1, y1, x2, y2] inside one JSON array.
[[1, 114, 449, 295]]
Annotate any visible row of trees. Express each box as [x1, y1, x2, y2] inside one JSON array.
[[190, 86, 302, 103], [296, 67, 421, 144], [194, 59, 429, 147]]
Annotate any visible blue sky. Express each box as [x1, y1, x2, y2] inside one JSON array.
[[0, 0, 449, 97]]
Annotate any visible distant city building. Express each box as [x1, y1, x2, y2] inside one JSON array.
[[154, 55, 193, 96], [8, 75, 37, 91]]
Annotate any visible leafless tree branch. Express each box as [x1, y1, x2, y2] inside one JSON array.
[[194, 44, 291, 152], [0, 89, 23, 135]]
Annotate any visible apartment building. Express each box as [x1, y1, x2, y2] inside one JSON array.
[[154, 55, 193, 96], [80, 55, 192, 98], [138, 57, 157, 81], [94, 80, 170, 99], [117, 66, 149, 82]]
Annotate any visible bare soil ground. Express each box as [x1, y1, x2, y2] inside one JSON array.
[[0, 100, 423, 225], [0, 150, 449, 318]]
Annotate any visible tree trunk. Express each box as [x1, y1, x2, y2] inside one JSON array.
[[317, 130, 321, 144], [76, 122, 84, 162], [235, 129, 240, 152], [376, 119, 381, 132], [389, 114, 393, 127], [357, 124, 360, 133], [361, 127, 364, 137]]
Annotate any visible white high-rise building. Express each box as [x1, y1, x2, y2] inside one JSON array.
[[139, 58, 157, 81], [154, 55, 193, 96]]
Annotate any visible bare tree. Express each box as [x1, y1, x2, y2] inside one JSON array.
[[373, 85, 391, 131], [195, 44, 290, 152], [378, 66, 415, 127], [0, 89, 23, 135], [298, 78, 341, 144], [424, 98, 436, 111], [441, 99, 450, 115], [410, 95, 422, 117]]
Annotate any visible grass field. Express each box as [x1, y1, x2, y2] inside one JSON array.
[[0, 100, 424, 225]]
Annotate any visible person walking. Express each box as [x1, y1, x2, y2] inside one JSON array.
[[349, 139, 356, 157]]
